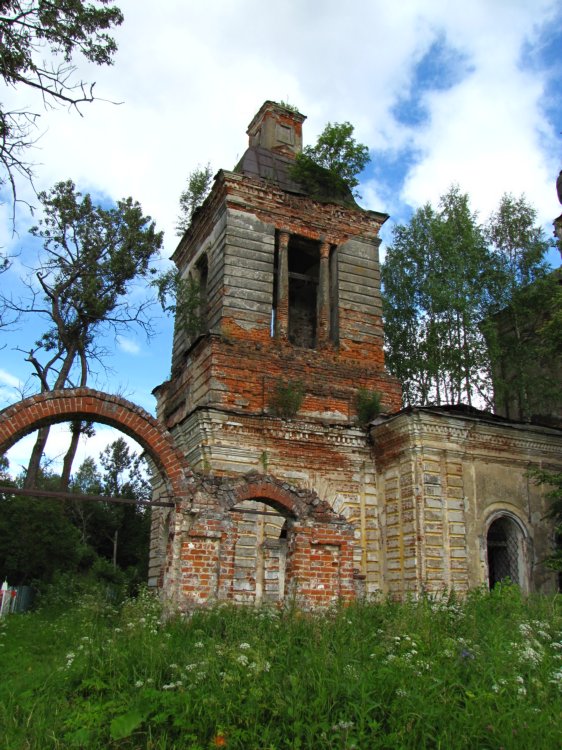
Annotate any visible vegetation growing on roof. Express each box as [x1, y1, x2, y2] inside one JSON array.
[[176, 164, 214, 236], [290, 121, 370, 203]]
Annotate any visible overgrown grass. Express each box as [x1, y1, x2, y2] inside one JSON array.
[[1, 583, 561, 749]]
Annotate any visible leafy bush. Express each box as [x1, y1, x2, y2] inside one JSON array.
[[268, 379, 305, 419], [355, 388, 382, 426], [290, 121, 370, 202]]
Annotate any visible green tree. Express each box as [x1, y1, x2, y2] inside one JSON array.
[[383, 189, 556, 414], [2, 180, 163, 488], [0, 468, 84, 585], [482, 194, 554, 421], [382, 186, 492, 407], [153, 269, 203, 340], [176, 164, 213, 235], [0, 0, 123, 204], [70, 438, 151, 579], [0, 454, 11, 483], [290, 121, 370, 201]]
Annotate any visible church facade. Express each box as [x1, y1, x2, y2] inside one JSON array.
[[149, 102, 561, 608]]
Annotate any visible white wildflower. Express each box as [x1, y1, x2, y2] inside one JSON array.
[[332, 721, 354, 731], [549, 669, 562, 684], [519, 645, 542, 666]]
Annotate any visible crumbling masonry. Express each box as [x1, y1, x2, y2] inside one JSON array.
[[147, 102, 562, 607]]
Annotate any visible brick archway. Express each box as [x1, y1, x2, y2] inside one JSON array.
[[230, 474, 341, 521], [0, 388, 193, 502]]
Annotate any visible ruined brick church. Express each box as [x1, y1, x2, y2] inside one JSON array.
[[145, 101, 561, 607]]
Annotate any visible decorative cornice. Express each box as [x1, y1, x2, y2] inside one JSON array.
[[373, 410, 562, 463]]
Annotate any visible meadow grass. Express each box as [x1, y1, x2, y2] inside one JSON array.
[[0, 583, 561, 749]]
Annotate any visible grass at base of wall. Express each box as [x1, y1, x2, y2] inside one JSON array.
[[0, 582, 561, 749]]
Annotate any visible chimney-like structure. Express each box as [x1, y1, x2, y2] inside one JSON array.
[[246, 100, 306, 158]]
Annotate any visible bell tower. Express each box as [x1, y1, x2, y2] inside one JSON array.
[[157, 101, 400, 423], [154, 102, 401, 597]]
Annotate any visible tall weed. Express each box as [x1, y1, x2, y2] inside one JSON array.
[[0, 584, 560, 749]]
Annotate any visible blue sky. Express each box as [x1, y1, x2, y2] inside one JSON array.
[[1, 0, 561, 475]]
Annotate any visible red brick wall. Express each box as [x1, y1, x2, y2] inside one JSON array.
[[0, 388, 193, 501]]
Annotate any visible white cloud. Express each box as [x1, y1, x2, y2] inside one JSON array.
[[4, 423, 144, 479], [0, 368, 21, 389], [117, 336, 141, 355], [2, 0, 559, 247]]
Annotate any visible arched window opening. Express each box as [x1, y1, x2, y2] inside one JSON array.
[[487, 515, 523, 588], [230, 499, 289, 604]]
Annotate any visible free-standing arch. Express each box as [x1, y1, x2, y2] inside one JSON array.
[[0, 388, 194, 503]]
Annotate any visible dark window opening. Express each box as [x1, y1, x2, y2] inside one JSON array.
[[288, 236, 319, 349], [487, 516, 521, 588], [329, 245, 339, 346], [271, 244, 279, 337], [195, 254, 208, 333]]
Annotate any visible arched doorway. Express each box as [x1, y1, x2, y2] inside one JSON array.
[[229, 498, 289, 604], [174, 474, 358, 609], [486, 514, 527, 589]]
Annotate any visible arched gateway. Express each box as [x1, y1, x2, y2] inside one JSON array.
[[0, 389, 357, 608], [0, 388, 194, 502]]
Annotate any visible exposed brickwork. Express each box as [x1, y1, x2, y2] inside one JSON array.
[[7, 104, 558, 609], [158, 333, 401, 430], [160, 472, 358, 609], [0, 386, 358, 609], [0, 388, 193, 500], [152, 102, 403, 604]]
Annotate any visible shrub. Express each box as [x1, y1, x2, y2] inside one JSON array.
[[355, 388, 382, 426], [268, 379, 305, 419]]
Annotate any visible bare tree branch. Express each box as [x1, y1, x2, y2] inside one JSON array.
[[0, 1, 124, 213]]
